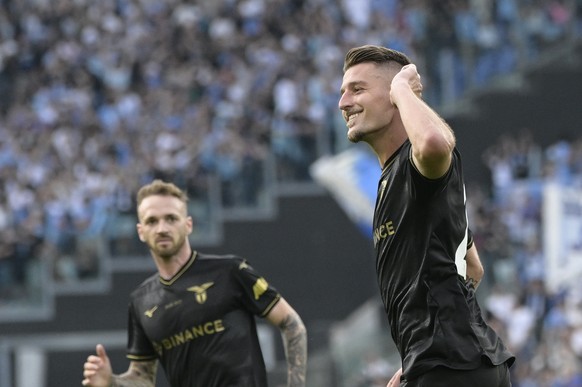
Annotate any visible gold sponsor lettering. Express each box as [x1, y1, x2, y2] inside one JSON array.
[[373, 220, 395, 246], [203, 322, 215, 334], [192, 325, 204, 337], [184, 329, 193, 341], [215, 320, 224, 332], [162, 338, 173, 350], [153, 319, 226, 355], [174, 331, 185, 345]]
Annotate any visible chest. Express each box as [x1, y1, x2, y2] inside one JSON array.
[[136, 274, 242, 340]]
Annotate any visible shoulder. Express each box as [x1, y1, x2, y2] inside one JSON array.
[[195, 252, 248, 268], [196, 251, 244, 262], [195, 252, 257, 277], [129, 271, 160, 300]]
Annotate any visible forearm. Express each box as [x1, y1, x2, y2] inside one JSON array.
[[280, 313, 308, 387], [396, 86, 455, 151], [110, 376, 154, 387], [394, 88, 455, 179], [111, 361, 157, 387], [465, 245, 484, 290]]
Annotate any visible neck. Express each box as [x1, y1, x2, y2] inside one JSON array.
[[368, 130, 407, 168], [154, 245, 193, 280]]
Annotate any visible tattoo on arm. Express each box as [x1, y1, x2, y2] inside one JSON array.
[[279, 313, 308, 387], [112, 361, 157, 387], [465, 276, 478, 290]]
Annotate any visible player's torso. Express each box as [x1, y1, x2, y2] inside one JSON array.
[[373, 143, 487, 377], [133, 258, 255, 358], [373, 142, 468, 293], [131, 255, 272, 386]]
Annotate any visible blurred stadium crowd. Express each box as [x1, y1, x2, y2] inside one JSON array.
[[1, 0, 582, 386], [470, 131, 582, 387]]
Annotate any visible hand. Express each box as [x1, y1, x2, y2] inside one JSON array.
[[82, 344, 113, 387], [390, 64, 423, 102], [386, 367, 402, 387]]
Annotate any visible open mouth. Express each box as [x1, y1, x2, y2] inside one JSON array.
[[346, 112, 360, 127]]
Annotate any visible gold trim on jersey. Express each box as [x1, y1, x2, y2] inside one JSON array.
[[127, 353, 157, 361], [260, 294, 281, 317], [159, 250, 198, 286]]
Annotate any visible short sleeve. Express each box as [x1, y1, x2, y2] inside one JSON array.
[[232, 259, 281, 318], [126, 302, 157, 361]]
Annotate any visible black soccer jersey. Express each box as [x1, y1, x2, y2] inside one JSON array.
[[372, 140, 514, 380], [126, 251, 281, 387]]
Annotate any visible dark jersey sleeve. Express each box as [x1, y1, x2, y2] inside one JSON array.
[[127, 301, 157, 361], [232, 258, 281, 318]]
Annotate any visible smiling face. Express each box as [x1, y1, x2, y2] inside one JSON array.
[[338, 62, 398, 144], [136, 194, 193, 260]]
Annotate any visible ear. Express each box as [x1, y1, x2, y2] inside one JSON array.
[[136, 223, 146, 242], [186, 216, 194, 235]]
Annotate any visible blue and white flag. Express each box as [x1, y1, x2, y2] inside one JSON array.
[[310, 148, 380, 238]]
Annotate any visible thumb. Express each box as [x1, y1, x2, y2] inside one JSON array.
[[96, 344, 108, 360]]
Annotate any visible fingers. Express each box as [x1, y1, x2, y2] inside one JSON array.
[[96, 344, 107, 359], [82, 345, 107, 386], [386, 367, 402, 387], [394, 64, 422, 97], [414, 83, 423, 99], [84, 353, 105, 371], [387, 376, 400, 387], [84, 358, 102, 370], [82, 359, 100, 386]]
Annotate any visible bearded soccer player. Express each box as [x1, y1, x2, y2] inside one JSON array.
[[82, 179, 307, 387]]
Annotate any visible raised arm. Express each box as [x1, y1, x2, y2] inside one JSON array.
[[82, 344, 157, 387], [265, 297, 308, 387], [390, 64, 456, 179]]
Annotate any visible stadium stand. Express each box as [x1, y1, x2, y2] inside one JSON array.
[[1, 0, 582, 385]]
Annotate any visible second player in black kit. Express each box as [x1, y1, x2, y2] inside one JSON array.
[[82, 179, 307, 387], [339, 45, 515, 386], [128, 251, 281, 386]]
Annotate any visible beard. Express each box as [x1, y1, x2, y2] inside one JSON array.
[[347, 128, 365, 143], [149, 234, 187, 259]]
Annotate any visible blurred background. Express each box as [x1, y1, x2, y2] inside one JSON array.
[[1, 0, 582, 386]]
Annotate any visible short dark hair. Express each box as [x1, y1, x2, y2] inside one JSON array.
[[343, 45, 412, 73], [136, 179, 189, 212]]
